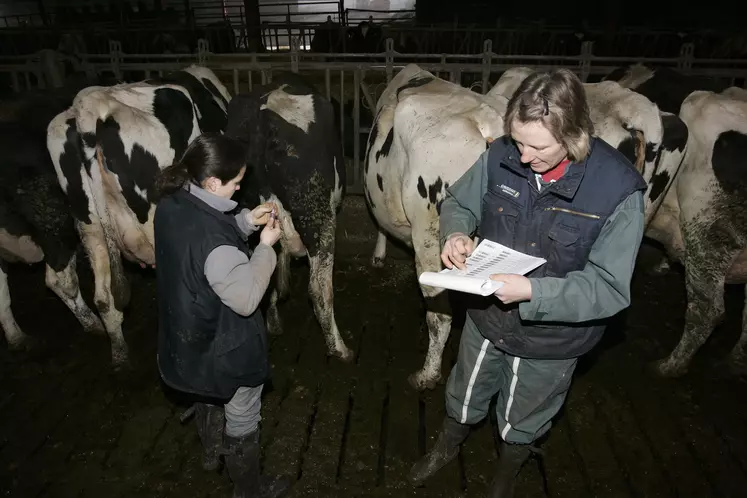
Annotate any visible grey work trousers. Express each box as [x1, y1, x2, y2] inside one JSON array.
[[445, 315, 577, 445], [224, 384, 264, 438]]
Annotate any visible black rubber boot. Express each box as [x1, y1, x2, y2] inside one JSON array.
[[486, 441, 533, 498], [195, 402, 225, 471], [408, 415, 471, 486], [223, 430, 292, 498]]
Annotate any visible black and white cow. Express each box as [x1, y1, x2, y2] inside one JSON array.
[[0, 88, 105, 350], [46, 65, 231, 368], [224, 72, 352, 362], [364, 64, 686, 390], [605, 64, 747, 377]]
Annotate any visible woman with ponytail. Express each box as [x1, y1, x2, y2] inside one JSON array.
[[154, 132, 290, 498]]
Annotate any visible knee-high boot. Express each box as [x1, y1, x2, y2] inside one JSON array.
[[487, 441, 533, 498], [195, 402, 225, 471], [222, 429, 291, 498], [408, 415, 471, 486]]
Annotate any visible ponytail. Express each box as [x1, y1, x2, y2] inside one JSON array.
[[154, 162, 191, 200]]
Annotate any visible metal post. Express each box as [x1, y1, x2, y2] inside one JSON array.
[[678, 43, 694, 73], [385, 38, 394, 83], [354, 68, 361, 189], [109, 40, 122, 80], [340, 70, 345, 158], [233, 68, 240, 94], [325, 68, 331, 101], [290, 37, 300, 73], [481, 39, 492, 94], [197, 38, 209, 65], [579, 41, 593, 82]]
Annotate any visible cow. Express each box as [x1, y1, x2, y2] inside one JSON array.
[[0, 88, 105, 350], [46, 65, 231, 369], [605, 64, 747, 377], [224, 72, 352, 363], [364, 64, 687, 390]]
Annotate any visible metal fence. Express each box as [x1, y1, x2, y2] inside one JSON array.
[[2, 38, 747, 194]]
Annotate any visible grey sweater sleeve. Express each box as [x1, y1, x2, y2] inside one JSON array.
[[203, 243, 277, 316], [234, 208, 259, 237]]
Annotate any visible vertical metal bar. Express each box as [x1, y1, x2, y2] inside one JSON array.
[[353, 68, 361, 191], [261, 69, 267, 85], [233, 68, 239, 94], [340, 70, 345, 160], [325, 68, 331, 101], [248, 70, 253, 91]]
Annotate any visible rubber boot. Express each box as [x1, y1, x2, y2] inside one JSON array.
[[408, 415, 471, 486], [223, 429, 292, 498], [486, 441, 533, 498], [195, 402, 225, 471]]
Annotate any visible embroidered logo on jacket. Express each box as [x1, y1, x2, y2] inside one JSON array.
[[498, 184, 520, 198]]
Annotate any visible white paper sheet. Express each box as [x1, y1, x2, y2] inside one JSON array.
[[418, 239, 546, 296]]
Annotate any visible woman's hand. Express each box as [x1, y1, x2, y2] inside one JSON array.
[[260, 215, 282, 247], [248, 202, 278, 226], [489, 274, 532, 304], [441, 232, 475, 270]]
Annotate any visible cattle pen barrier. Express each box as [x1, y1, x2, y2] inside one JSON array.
[[2, 38, 747, 195]]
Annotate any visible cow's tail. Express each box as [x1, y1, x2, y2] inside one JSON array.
[[47, 108, 130, 312], [88, 120, 131, 311]]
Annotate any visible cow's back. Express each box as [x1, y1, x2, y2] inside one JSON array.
[[679, 91, 747, 209], [226, 73, 344, 256], [365, 65, 505, 241]]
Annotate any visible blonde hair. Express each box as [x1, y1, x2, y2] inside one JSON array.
[[503, 68, 594, 162]]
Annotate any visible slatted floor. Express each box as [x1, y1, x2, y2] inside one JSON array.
[[1, 196, 747, 498]]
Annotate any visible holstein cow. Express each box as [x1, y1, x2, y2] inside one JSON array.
[[47, 65, 231, 368], [224, 72, 352, 362], [0, 89, 105, 350], [605, 64, 747, 377], [365, 64, 686, 390]]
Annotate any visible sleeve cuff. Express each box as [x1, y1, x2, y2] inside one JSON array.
[[518, 278, 546, 320], [234, 208, 259, 237]]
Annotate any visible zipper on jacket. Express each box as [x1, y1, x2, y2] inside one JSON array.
[[544, 206, 601, 219]]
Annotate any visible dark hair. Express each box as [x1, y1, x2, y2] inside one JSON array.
[[154, 132, 248, 199], [503, 68, 594, 162]]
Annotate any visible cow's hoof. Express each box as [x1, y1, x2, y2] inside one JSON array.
[[407, 371, 440, 391], [331, 345, 354, 363], [7, 334, 39, 352], [647, 358, 687, 378], [371, 256, 385, 268]]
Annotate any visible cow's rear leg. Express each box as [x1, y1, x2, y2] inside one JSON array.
[[650, 245, 733, 378], [371, 230, 387, 268], [308, 225, 353, 362], [408, 222, 452, 391], [45, 254, 105, 335], [79, 224, 130, 369], [0, 261, 32, 350], [725, 286, 747, 373]]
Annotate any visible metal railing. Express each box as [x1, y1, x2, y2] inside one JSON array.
[[2, 38, 747, 194]]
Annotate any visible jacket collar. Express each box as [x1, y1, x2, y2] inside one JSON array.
[[497, 136, 597, 200], [185, 183, 238, 213], [173, 186, 244, 239]]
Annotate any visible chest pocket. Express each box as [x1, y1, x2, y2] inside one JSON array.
[[480, 190, 521, 246], [544, 219, 597, 278]]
